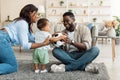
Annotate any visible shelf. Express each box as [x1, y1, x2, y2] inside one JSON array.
[[68, 6, 88, 8], [76, 14, 88, 16], [89, 6, 111, 8], [48, 6, 66, 8], [48, 6, 110, 9], [48, 14, 88, 16], [48, 6, 111, 8], [48, 14, 62, 16], [48, 14, 110, 16], [90, 14, 110, 16], [46, 0, 111, 23]]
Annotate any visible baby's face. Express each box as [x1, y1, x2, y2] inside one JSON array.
[[43, 21, 51, 32]]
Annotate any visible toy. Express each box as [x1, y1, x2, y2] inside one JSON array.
[[52, 32, 65, 47]]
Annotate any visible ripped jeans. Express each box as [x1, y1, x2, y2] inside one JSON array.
[[0, 30, 18, 75]]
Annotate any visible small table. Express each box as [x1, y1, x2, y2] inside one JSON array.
[[93, 36, 120, 62]]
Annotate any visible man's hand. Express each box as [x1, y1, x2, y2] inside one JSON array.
[[50, 34, 67, 43], [64, 37, 72, 44]]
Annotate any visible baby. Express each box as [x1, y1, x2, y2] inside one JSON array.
[[33, 18, 67, 73], [33, 18, 51, 73]]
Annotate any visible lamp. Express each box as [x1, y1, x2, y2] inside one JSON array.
[[38, 5, 45, 18]]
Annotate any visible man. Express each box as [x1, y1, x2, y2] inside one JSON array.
[[51, 12, 99, 73]]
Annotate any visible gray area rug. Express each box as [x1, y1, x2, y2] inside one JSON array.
[[0, 60, 110, 80]]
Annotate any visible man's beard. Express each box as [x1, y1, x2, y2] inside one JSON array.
[[67, 25, 75, 32]]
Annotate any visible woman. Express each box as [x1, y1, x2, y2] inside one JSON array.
[[0, 4, 57, 75]]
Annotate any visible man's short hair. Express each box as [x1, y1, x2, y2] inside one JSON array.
[[63, 12, 75, 20]]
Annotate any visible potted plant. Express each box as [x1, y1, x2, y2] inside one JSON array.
[[93, 17, 97, 23], [5, 15, 13, 22], [92, 17, 97, 26], [115, 24, 120, 44], [113, 16, 120, 44], [60, 1, 64, 6], [113, 16, 120, 36], [92, 17, 98, 37], [99, 0, 103, 6], [68, 9, 72, 12]]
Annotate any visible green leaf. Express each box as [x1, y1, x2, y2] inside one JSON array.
[[113, 16, 120, 22]]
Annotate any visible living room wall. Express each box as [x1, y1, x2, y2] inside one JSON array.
[[0, 0, 45, 23]]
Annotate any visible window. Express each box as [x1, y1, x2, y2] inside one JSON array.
[[111, 0, 120, 17]]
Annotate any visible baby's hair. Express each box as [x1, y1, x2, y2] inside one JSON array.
[[37, 18, 49, 30]]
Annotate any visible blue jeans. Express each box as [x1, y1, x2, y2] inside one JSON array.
[[52, 46, 99, 71], [0, 30, 18, 75]]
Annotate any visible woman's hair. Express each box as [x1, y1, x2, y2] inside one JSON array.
[[37, 18, 49, 30], [15, 4, 38, 32]]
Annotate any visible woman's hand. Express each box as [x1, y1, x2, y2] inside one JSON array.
[[30, 36, 51, 49], [43, 36, 51, 45]]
